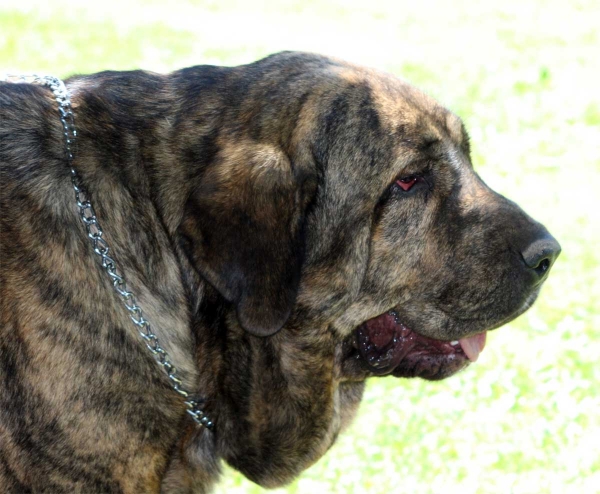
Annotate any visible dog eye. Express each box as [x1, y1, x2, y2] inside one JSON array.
[[395, 176, 419, 191]]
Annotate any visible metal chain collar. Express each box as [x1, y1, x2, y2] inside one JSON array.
[[1, 74, 213, 429]]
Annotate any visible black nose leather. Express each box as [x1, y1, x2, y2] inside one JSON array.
[[521, 235, 561, 278]]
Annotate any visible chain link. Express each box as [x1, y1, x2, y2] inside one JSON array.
[[2, 74, 213, 429]]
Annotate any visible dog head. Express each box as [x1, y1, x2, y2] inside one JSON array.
[[178, 52, 560, 382]]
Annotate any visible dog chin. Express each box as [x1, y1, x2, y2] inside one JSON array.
[[489, 290, 540, 331]]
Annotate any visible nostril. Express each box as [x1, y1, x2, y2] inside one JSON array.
[[535, 257, 551, 275], [520, 235, 561, 278]]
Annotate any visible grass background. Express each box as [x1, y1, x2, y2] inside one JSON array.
[[2, 1, 598, 492]]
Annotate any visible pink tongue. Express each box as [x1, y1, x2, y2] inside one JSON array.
[[459, 333, 487, 362]]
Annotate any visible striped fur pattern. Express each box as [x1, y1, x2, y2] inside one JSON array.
[[0, 52, 558, 492]]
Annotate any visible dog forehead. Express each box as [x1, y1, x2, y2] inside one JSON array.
[[293, 66, 469, 192], [371, 79, 464, 145], [329, 67, 465, 156]]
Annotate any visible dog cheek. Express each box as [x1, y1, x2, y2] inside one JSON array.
[[296, 219, 372, 322]]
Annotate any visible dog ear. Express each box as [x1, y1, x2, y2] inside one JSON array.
[[180, 142, 315, 337]]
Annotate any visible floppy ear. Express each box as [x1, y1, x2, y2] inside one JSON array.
[[180, 141, 315, 336]]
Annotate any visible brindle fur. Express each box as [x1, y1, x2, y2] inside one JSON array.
[[0, 52, 558, 492]]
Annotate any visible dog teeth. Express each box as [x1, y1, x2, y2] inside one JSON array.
[[450, 341, 459, 346]]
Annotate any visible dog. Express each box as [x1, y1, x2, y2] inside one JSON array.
[[0, 52, 560, 493]]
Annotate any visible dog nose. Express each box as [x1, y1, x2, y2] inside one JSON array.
[[521, 235, 561, 279]]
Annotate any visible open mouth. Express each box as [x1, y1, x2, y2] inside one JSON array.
[[354, 310, 487, 380]]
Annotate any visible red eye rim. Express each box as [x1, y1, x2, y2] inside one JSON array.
[[396, 176, 418, 191]]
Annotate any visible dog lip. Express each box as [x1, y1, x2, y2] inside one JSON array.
[[354, 310, 476, 377], [355, 313, 416, 374]]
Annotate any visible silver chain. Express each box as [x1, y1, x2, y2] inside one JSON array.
[[2, 74, 213, 429]]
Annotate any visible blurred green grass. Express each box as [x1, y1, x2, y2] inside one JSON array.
[[2, 1, 599, 492]]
